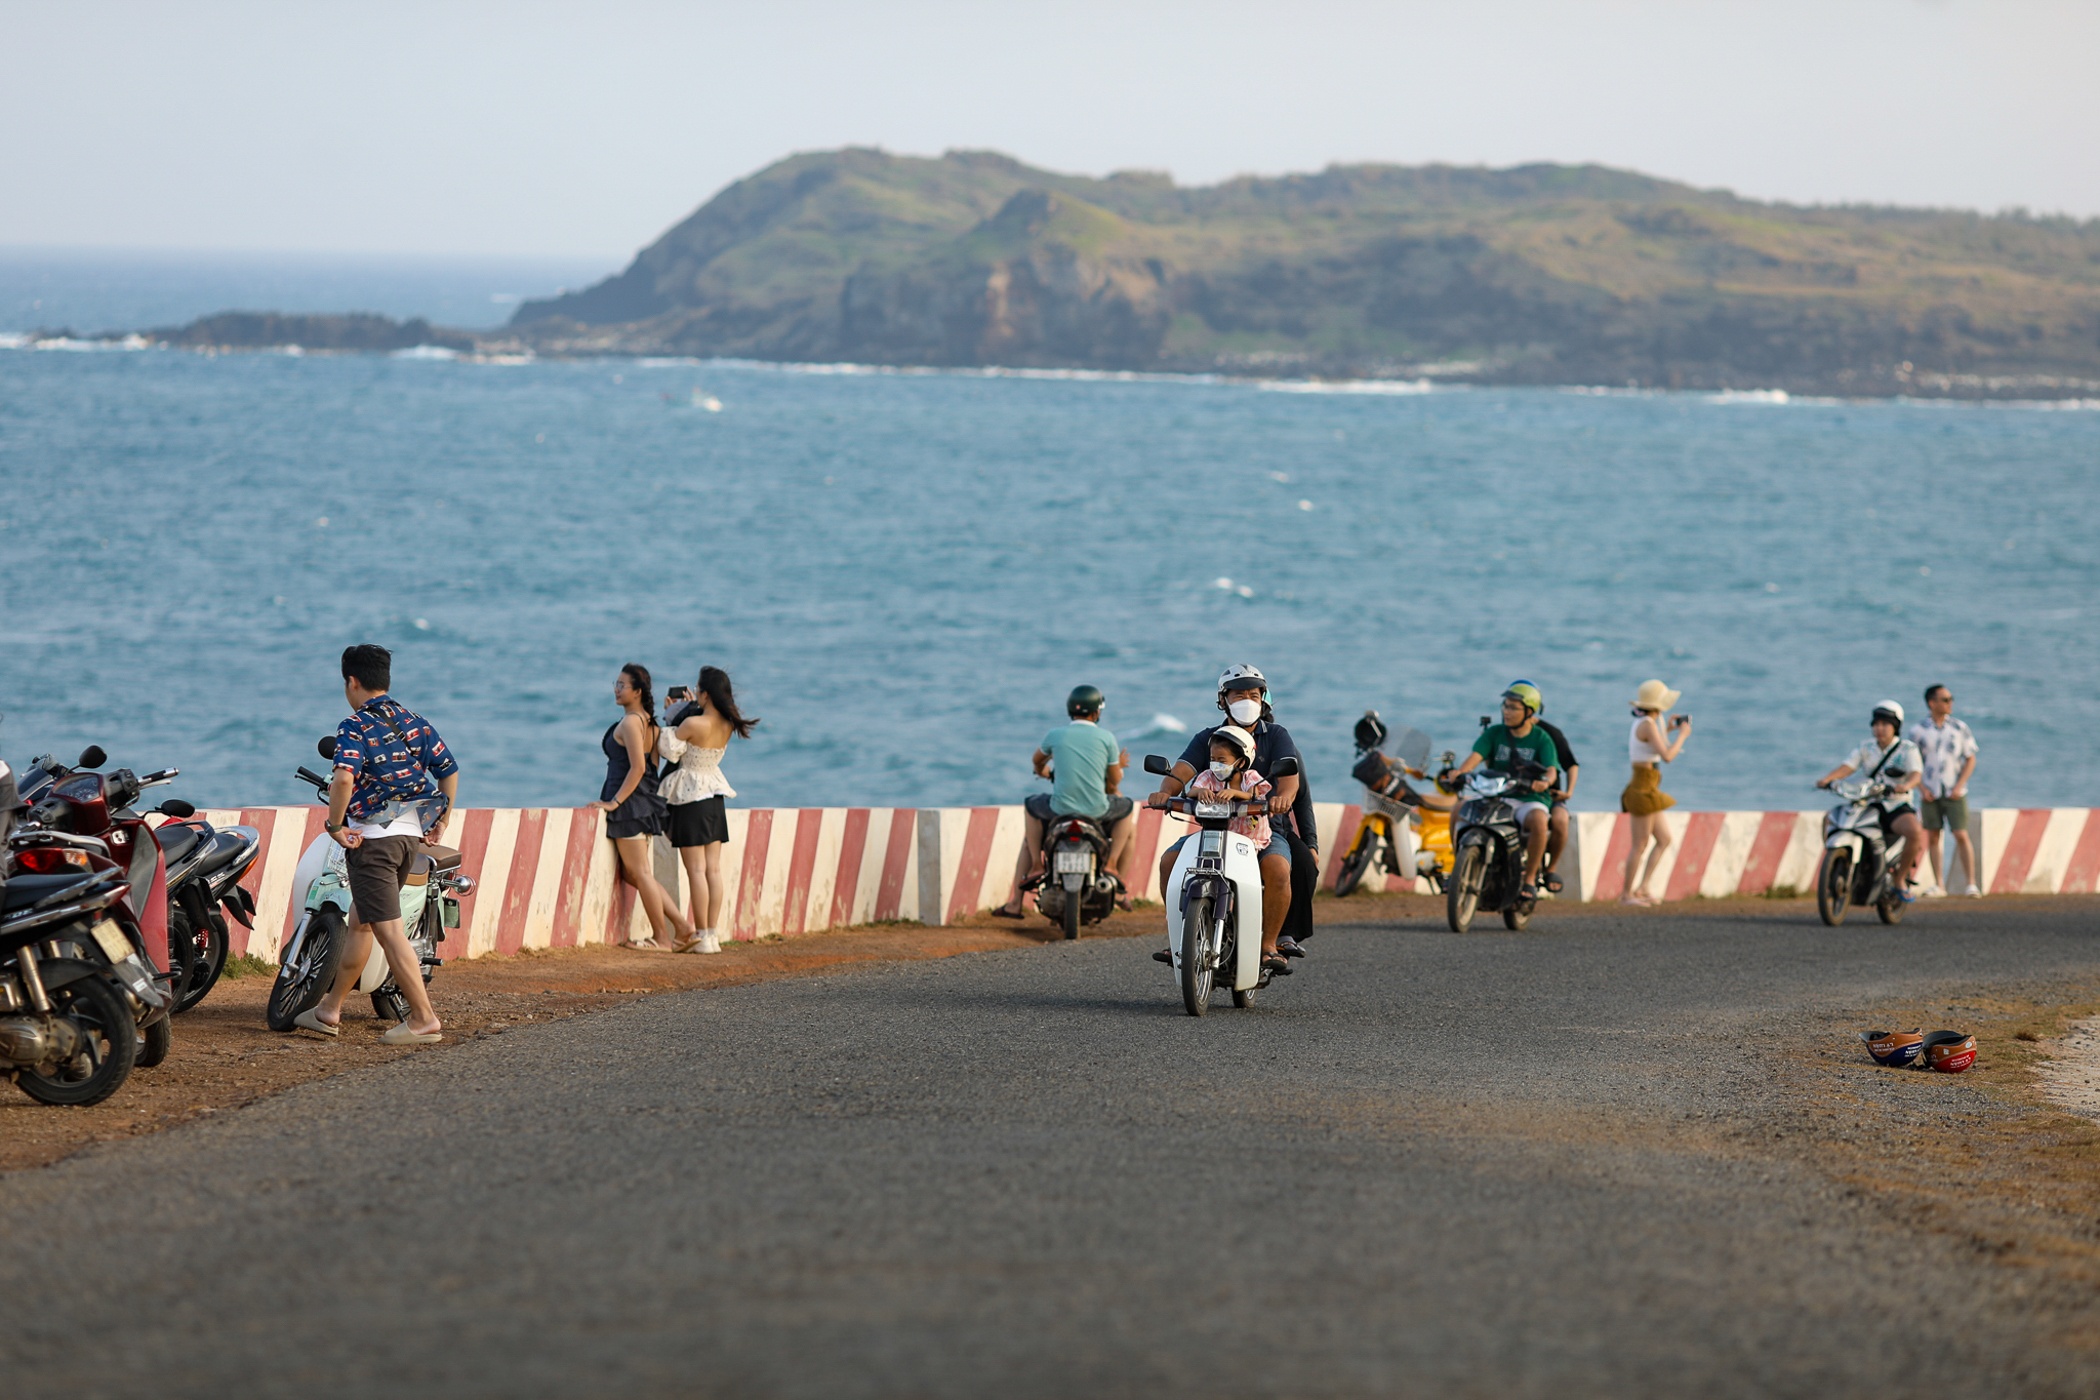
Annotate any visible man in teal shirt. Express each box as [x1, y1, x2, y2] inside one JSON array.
[[996, 685, 1134, 916], [1445, 681, 1560, 900]]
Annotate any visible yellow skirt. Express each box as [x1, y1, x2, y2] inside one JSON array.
[[1621, 764, 1676, 816]]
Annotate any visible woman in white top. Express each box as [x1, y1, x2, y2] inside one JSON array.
[[658, 666, 758, 953], [1620, 679, 1692, 906]]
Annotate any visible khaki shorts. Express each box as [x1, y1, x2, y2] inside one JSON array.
[[1919, 794, 1969, 833], [346, 834, 421, 925]]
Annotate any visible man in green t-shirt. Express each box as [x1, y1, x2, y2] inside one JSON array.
[[995, 685, 1134, 916], [1445, 681, 1560, 899]]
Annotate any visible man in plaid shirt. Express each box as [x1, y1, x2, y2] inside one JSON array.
[[293, 644, 460, 1044]]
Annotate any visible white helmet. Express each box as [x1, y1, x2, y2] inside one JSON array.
[[1872, 699, 1905, 727], [1216, 663, 1268, 695]]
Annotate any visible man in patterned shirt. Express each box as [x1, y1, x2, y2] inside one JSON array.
[[293, 644, 460, 1044], [1907, 683, 1980, 897]]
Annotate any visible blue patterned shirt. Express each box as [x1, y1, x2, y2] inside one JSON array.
[[333, 695, 458, 824]]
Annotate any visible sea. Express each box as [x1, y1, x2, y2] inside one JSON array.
[[3, 251, 2096, 817]]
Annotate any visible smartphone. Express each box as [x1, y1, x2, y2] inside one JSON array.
[[667, 687, 691, 701]]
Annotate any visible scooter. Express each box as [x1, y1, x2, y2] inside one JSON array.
[[266, 738, 472, 1031], [1443, 758, 1550, 933], [1335, 711, 1458, 897], [1815, 778, 1910, 926], [1143, 753, 1298, 1017], [1027, 808, 1119, 940]]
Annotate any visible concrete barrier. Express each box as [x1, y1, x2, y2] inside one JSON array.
[[196, 801, 2100, 964]]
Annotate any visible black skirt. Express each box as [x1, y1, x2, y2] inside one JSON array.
[[667, 796, 730, 848]]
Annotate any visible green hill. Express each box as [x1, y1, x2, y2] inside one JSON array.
[[509, 147, 2100, 396]]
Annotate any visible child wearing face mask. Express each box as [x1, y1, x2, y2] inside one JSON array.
[[1184, 727, 1272, 844]]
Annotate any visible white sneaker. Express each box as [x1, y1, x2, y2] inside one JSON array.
[[1920, 884, 1947, 899], [1960, 885, 1983, 898]]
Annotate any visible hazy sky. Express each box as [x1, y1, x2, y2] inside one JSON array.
[[3, 0, 2094, 258]]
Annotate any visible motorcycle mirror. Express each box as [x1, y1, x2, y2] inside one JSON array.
[[1142, 754, 1172, 776], [316, 736, 336, 760], [1478, 716, 1492, 728], [77, 745, 107, 769], [1270, 756, 1300, 778], [159, 799, 196, 818]]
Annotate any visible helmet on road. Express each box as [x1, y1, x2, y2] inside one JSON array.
[[1501, 681, 1542, 717], [1872, 700, 1905, 728], [1860, 1028, 1925, 1068], [1216, 663, 1267, 696], [1922, 1030, 1976, 1073], [1066, 684, 1105, 717]]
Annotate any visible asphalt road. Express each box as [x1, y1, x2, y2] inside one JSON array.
[[4, 899, 2097, 1399]]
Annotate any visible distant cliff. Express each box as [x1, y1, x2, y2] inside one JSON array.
[[505, 148, 2100, 397], [148, 312, 475, 353]]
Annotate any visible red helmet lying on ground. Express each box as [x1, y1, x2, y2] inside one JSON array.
[[1922, 1030, 1977, 1074]]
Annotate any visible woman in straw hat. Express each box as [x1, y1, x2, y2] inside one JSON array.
[[1620, 679, 1692, 906]]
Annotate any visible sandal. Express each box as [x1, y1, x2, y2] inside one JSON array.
[[1620, 894, 1653, 907], [626, 937, 666, 952], [1542, 870, 1564, 893], [990, 906, 1027, 920], [1262, 952, 1293, 976], [1152, 949, 1173, 964]]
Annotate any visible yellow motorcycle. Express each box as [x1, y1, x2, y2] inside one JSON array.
[[1334, 712, 1459, 897]]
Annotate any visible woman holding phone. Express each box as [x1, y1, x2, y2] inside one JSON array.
[[592, 663, 692, 950], [1620, 679, 1692, 906], [659, 666, 758, 952]]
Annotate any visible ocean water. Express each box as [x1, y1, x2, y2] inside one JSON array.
[[2, 339, 2095, 817]]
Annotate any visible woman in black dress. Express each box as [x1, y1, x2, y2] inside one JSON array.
[[590, 663, 693, 951]]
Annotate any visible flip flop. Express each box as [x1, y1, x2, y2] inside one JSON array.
[[625, 938, 666, 952], [990, 907, 1027, 920], [380, 1022, 442, 1046], [1262, 952, 1293, 975], [292, 1007, 338, 1037]]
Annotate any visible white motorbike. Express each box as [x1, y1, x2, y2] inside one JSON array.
[[1815, 778, 1910, 927], [1143, 753, 1298, 1017], [265, 740, 473, 1031]]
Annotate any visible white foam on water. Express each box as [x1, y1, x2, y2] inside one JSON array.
[[0, 333, 29, 350], [1257, 377, 1434, 396], [1711, 388, 1791, 404], [635, 356, 703, 368], [1131, 713, 1188, 738], [26, 335, 149, 353], [391, 345, 459, 360]]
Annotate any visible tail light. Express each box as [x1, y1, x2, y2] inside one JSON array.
[[16, 847, 92, 874]]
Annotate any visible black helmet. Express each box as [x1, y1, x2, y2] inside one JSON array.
[[1067, 684, 1105, 717]]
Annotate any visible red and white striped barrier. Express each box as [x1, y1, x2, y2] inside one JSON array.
[[195, 801, 2100, 964]]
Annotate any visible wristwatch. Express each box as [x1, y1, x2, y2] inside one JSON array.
[[325, 818, 345, 834]]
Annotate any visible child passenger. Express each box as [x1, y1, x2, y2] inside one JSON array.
[[1186, 726, 1271, 844]]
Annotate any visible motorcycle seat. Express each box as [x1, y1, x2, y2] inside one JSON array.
[[422, 844, 463, 875], [189, 830, 251, 880], [3, 873, 95, 914], [156, 821, 204, 865]]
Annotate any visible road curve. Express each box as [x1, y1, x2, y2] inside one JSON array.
[[3, 900, 2096, 1399]]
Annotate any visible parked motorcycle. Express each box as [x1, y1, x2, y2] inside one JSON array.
[[1815, 778, 1911, 926], [13, 747, 257, 1013], [1143, 753, 1297, 1017], [1444, 758, 1550, 933], [1027, 808, 1119, 940], [2, 827, 172, 1105], [266, 739, 471, 1031], [1335, 711, 1458, 897]]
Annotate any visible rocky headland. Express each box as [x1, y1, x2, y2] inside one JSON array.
[[121, 148, 2100, 398]]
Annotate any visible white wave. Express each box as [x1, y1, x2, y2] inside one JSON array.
[[635, 356, 702, 368], [1711, 388, 1790, 404], [0, 333, 29, 350], [468, 352, 535, 366], [29, 335, 150, 353], [391, 344, 459, 360], [1257, 378, 1433, 395], [1131, 712, 1188, 738]]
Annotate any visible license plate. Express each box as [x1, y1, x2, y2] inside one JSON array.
[[89, 918, 132, 965], [1054, 851, 1092, 874]]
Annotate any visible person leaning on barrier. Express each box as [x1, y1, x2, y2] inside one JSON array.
[[294, 644, 458, 1045], [995, 685, 1135, 917]]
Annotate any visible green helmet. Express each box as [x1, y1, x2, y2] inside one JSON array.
[[1066, 684, 1105, 717], [1502, 681, 1542, 717]]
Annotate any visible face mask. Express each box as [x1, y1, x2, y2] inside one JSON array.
[[1227, 698, 1262, 725], [1209, 761, 1237, 780]]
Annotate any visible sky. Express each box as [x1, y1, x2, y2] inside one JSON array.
[[2, 0, 2095, 260]]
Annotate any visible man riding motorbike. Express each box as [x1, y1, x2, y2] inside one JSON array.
[[1443, 681, 1559, 902], [1148, 665, 1303, 974], [1816, 700, 1926, 902], [1509, 678, 1578, 895], [995, 685, 1135, 917]]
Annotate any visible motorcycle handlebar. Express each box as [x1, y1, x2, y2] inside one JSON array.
[[294, 767, 331, 793]]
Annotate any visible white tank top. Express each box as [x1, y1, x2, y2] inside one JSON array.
[[1629, 713, 1666, 765]]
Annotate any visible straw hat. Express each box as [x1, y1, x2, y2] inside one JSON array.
[[1632, 679, 1681, 712]]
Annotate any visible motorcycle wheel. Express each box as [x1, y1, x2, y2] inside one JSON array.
[[1063, 888, 1082, 941], [1502, 895, 1532, 932], [371, 988, 410, 1024], [267, 907, 345, 1032], [1334, 833, 1376, 897], [1876, 891, 1906, 925], [173, 906, 229, 1014], [137, 1013, 172, 1068], [1232, 987, 1256, 1008], [1180, 895, 1214, 1017], [1446, 839, 1485, 934], [1816, 852, 1851, 927], [15, 973, 138, 1107]]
